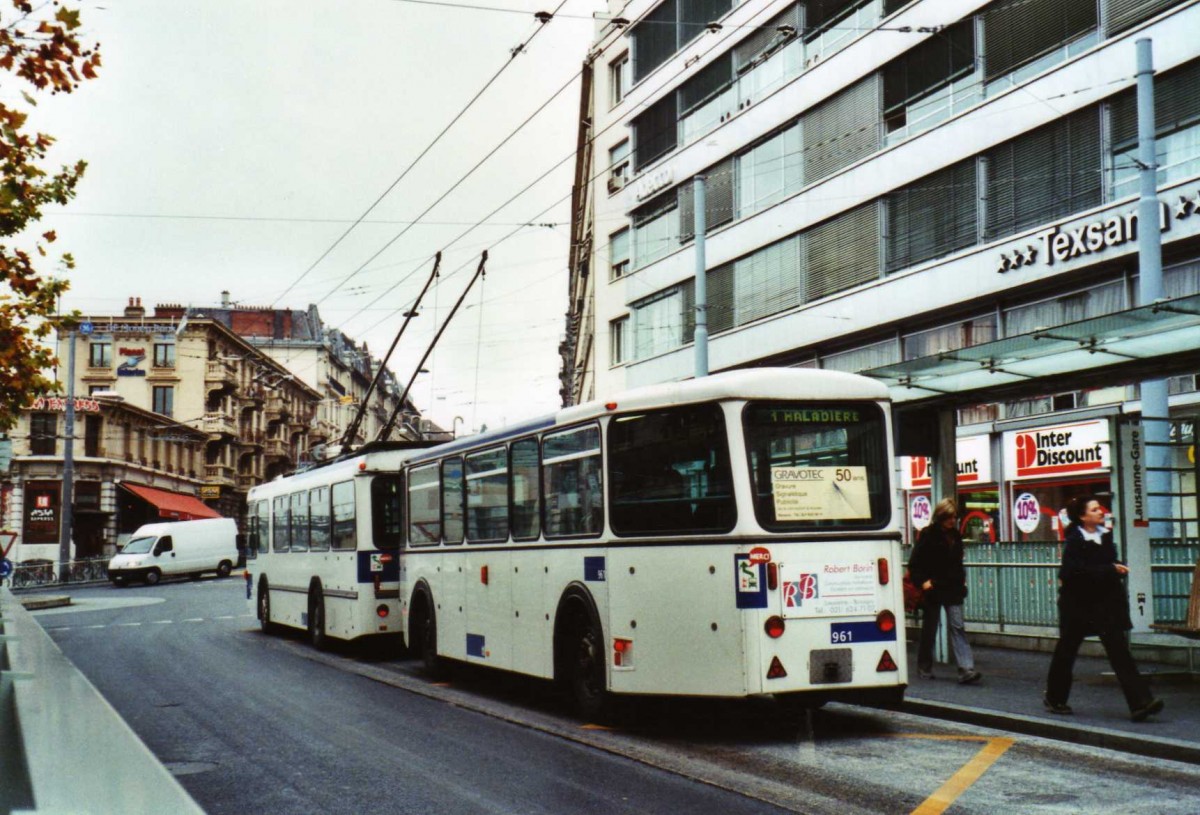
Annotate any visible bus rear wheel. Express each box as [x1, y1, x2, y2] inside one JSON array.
[[258, 581, 276, 635], [413, 597, 447, 679], [570, 616, 612, 722], [308, 586, 328, 650]]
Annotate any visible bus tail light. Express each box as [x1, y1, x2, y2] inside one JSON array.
[[766, 657, 787, 679], [376, 604, 390, 618], [877, 557, 890, 585], [764, 616, 785, 639], [481, 565, 489, 585], [767, 561, 778, 590], [613, 637, 633, 667], [876, 609, 896, 633]]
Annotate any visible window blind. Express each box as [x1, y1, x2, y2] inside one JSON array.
[[734, 3, 801, 71], [983, 0, 1096, 83], [803, 74, 881, 184], [883, 20, 974, 114], [984, 107, 1102, 240], [735, 233, 804, 323], [803, 0, 861, 41], [679, 53, 733, 114], [1105, 0, 1184, 36], [681, 0, 734, 47], [1109, 58, 1200, 148], [678, 157, 735, 241], [805, 202, 880, 302], [706, 262, 735, 334], [633, 0, 678, 84], [886, 160, 978, 273], [633, 92, 679, 171]]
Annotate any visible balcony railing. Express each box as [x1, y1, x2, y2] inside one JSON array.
[[205, 360, 236, 389], [203, 413, 237, 438], [264, 438, 288, 459], [236, 473, 258, 490], [205, 464, 236, 487]]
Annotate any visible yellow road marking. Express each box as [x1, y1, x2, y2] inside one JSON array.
[[909, 737, 1015, 815], [580, 723, 617, 731], [430, 682, 451, 687]]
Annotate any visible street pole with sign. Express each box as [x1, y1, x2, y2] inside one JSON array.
[[58, 330, 77, 581]]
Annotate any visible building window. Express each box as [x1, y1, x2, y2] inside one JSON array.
[[883, 20, 977, 145], [88, 342, 112, 368], [152, 386, 174, 417], [1109, 59, 1200, 200], [609, 228, 631, 280], [886, 160, 978, 273], [30, 413, 56, 455], [631, 192, 680, 269], [903, 316, 998, 361], [153, 343, 176, 367], [608, 139, 630, 193], [610, 316, 629, 365], [632, 281, 694, 360], [84, 415, 102, 457], [609, 52, 629, 107], [737, 123, 803, 217], [982, 0, 1098, 93]]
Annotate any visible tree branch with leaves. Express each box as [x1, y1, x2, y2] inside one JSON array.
[[0, 0, 99, 430]]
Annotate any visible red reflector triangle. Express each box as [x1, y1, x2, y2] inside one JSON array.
[[876, 650, 898, 672], [766, 656, 788, 679]]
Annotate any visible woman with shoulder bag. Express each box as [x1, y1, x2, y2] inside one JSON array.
[[1043, 495, 1164, 722], [908, 498, 981, 684]]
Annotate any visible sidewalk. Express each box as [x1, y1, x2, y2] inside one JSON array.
[[901, 641, 1200, 764]]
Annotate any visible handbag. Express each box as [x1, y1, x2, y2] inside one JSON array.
[[903, 570, 924, 613]]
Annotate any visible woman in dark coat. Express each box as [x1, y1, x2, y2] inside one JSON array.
[[908, 498, 981, 684], [1044, 495, 1163, 721]]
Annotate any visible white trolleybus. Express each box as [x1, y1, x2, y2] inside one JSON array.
[[398, 368, 906, 716], [246, 446, 428, 648]]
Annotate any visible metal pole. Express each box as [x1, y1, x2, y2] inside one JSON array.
[[58, 330, 77, 582], [693, 175, 708, 378], [1134, 37, 1167, 628]]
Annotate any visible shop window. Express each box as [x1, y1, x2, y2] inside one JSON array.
[[1009, 479, 1110, 541], [903, 315, 997, 361]]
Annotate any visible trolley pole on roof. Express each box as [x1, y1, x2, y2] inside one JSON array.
[[693, 175, 709, 378]]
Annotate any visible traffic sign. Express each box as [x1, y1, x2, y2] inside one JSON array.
[[0, 558, 12, 579], [79, 321, 94, 335]]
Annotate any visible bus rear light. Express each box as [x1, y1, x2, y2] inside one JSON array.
[[764, 616, 785, 639], [767, 562, 778, 590], [766, 656, 787, 679], [876, 650, 898, 672], [605, 402, 618, 411], [480, 565, 489, 585], [613, 637, 633, 667], [376, 604, 390, 618], [876, 610, 896, 633], [877, 557, 890, 585]]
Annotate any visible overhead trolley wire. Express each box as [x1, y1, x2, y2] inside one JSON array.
[[268, 0, 573, 309]]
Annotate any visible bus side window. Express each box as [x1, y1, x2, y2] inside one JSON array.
[[256, 499, 270, 556], [543, 424, 602, 538], [246, 501, 259, 558], [290, 491, 310, 553], [331, 481, 356, 550], [510, 437, 541, 540], [272, 496, 290, 552], [310, 486, 330, 551], [442, 457, 465, 545], [372, 476, 404, 548], [466, 448, 508, 543], [408, 464, 441, 546]]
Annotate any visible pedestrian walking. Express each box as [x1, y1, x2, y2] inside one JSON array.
[[908, 498, 981, 684], [1044, 495, 1164, 722]]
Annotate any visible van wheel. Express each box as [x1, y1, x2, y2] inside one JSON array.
[[217, 561, 232, 578], [144, 569, 161, 586], [258, 582, 276, 635], [308, 587, 328, 650]]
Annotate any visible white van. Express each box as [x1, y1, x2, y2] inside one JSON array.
[[108, 518, 239, 586]]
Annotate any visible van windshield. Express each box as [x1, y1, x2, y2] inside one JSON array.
[[122, 536, 156, 554]]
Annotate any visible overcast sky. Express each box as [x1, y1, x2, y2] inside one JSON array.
[[23, 0, 605, 434]]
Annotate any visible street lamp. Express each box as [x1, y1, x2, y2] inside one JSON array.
[[453, 416, 464, 439]]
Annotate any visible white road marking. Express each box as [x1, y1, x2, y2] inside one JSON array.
[[116, 622, 142, 627]]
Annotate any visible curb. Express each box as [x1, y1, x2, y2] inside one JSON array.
[[902, 698, 1200, 765], [18, 595, 72, 611]]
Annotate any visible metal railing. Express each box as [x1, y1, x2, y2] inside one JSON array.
[[4, 557, 110, 591], [905, 539, 1199, 630]]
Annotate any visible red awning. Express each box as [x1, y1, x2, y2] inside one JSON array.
[[121, 483, 222, 521]]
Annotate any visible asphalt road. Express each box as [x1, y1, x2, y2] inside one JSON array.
[[35, 580, 1200, 815]]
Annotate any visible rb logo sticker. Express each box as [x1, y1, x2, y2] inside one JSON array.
[[783, 574, 819, 608]]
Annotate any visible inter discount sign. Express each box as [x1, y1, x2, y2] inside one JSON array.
[[1003, 419, 1110, 480]]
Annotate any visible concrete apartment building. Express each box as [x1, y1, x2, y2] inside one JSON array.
[[562, 0, 1200, 626]]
